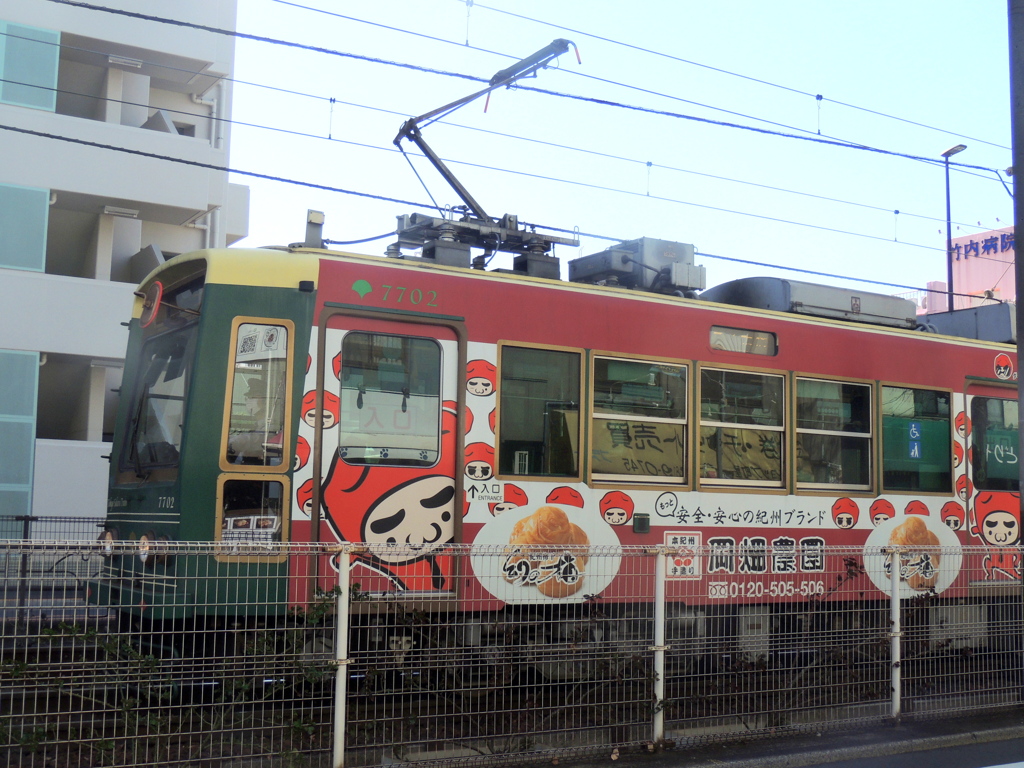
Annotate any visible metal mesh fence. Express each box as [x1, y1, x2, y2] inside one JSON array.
[[0, 532, 1021, 768]]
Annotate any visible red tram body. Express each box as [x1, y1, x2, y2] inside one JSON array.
[[95, 234, 1020, 635]]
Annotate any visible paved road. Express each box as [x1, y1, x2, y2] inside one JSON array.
[[800, 739, 1024, 768], [572, 709, 1024, 768]]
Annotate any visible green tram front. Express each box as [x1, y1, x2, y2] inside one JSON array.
[[89, 251, 317, 624]]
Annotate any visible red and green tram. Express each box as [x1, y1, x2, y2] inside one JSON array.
[[89, 227, 1020, 651]]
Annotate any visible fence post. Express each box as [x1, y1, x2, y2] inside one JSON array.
[[333, 546, 351, 768], [16, 515, 33, 621], [652, 547, 667, 744], [888, 547, 902, 721]]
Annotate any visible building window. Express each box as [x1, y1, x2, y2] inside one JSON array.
[[591, 357, 686, 483], [882, 386, 951, 492], [0, 183, 48, 271], [0, 350, 38, 517], [970, 396, 1018, 492], [699, 368, 784, 486], [0, 22, 60, 111], [499, 346, 581, 477], [339, 332, 441, 467], [796, 378, 872, 490]]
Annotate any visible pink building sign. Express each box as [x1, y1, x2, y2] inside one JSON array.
[[922, 227, 1015, 313]]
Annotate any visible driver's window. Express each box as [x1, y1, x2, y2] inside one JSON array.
[[225, 322, 290, 467]]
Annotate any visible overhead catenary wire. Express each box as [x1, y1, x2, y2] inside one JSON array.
[[4, 74, 986, 259], [0, 22, 996, 232], [31, 0, 1015, 293], [37, 1, 1009, 179], [269, 0, 859, 144], [6, 55, 1010, 253], [0, 121, 994, 301], [465, 0, 1012, 152], [262, 2, 1012, 185]]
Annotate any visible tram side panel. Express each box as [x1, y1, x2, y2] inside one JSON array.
[[288, 256, 1021, 615]]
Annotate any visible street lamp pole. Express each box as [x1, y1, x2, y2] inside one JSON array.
[[943, 143, 967, 312]]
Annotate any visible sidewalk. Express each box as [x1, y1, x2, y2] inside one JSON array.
[[597, 708, 1024, 768]]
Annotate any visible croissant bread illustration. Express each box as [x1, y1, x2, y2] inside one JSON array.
[[505, 505, 590, 597], [889, 516, 941, 590]]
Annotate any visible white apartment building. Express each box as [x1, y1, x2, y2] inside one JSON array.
[[0, 0, 249, 526]]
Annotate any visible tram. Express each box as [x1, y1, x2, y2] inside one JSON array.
[[88, 211, 1020, 665]]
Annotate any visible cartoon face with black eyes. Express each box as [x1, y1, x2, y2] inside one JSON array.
[[971, 491, 1022, 579], [361, 475, 455, 564]]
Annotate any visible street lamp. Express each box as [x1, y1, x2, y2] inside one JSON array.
[[943, 143, 967, 312]]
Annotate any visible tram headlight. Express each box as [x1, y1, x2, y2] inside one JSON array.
[[138, 533, 171, 566], [97, 529, 118, 557]]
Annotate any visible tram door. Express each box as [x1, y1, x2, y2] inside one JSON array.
[[317, 316, 462, 593]]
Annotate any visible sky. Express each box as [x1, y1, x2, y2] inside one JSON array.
[[228, 1, 1015, 299]]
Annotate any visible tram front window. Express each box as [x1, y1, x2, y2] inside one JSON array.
[[123, 323, 198, 472]]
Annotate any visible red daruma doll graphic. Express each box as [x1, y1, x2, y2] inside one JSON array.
[[600, 490, 634, 525], [831, 498, 859, 529], [321, 407, 459, 591], [466, 360, 496, 396], [301, 390, 340, 429]]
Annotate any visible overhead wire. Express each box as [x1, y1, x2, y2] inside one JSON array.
[[1, 27, 987, 233], [39, 1, 1008, 179], [33, 2, 1015, 281], [270, 0, 855, 144], [466, 0, 1012, 152], [0, 120, 992, 300], [8, 71, 997, 258]]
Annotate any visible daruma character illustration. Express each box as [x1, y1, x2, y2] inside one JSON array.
[[869, 499, 895, 527], [321, 405, 458, 590], [971, 491, 1021, 579], [466, 360, 496, 396], [940, 501, 965, 531], [465, 442, 495, 481], [489, 484, 528, 516], [600, 490, 634, 525], [546, 486, 585, 508], [294, 435, 310, 471], [301, 390, 340, 429], [831, 497, 858, 529], [297, 479, 315, 516], [904, 500, 929, 516]]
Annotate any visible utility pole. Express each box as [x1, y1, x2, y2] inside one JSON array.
[[1008, 0, 1024, 667]]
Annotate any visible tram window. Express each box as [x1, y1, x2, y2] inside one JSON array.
[[217, 478, 287, 555], [592, 357, 686, 483], [122, 323, 198, 472], [339, 332, 441, 467], [499, 346, 581, 477], [970, 396, 1019, 491], [225, 323, 289, 467], [881, 386, 951, 492], [699, 368, 784, 486], [796, 379, 872, 490]]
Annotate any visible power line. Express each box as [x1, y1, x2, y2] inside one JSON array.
[[466, 0, 1011, 152], [0, 122, 991, 297], [4, 25, 984, 230], [7, 68, 1011, 260], [2, 55, 990, 234], [270, 0, 857, 144], [39, 1, 1008, 179], [0, 69, 960, 254]]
